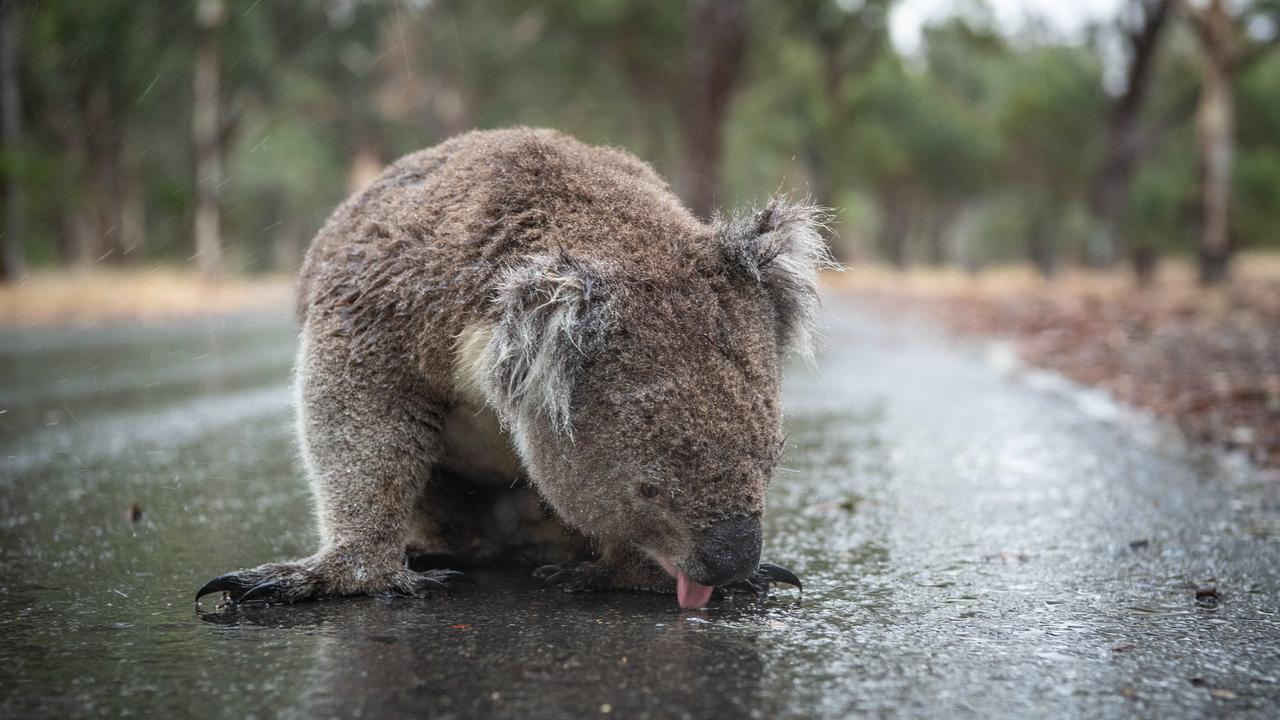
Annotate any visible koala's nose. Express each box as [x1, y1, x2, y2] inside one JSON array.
[[692, 515, 763, 586]]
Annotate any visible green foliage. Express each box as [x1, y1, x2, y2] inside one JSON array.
[[4, 0, 1280, 273], [1236, 51, 1280, 248], [1128, 131, 1197, 254], [999, 47, 1105, 201]]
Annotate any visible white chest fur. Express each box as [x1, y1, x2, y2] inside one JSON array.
[[443, 321, 525, 486]]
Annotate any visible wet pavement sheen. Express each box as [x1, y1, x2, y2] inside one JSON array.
[[1, 297, 1278, 719]]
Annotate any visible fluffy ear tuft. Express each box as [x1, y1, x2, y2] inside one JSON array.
[[484, 255, 613, 436], [716, 199, 838, 358]]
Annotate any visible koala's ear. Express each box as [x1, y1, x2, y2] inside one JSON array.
[[716, 199, 837, 359], [484, 254, 613, 436]]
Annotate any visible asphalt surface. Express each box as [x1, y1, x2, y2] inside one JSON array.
[[1, 296, 1278, 719]]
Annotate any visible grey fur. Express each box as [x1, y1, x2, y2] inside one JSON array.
[[716, 200, 838, 361], [197, 128, 833, 606], [484, 255, 614, 438]]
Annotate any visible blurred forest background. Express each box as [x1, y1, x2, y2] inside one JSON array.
[[1, 0, 1279, 286], [1, 0, 1278, 466]]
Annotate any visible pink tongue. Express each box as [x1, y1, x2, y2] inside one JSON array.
[[676, 569, 714, 610]]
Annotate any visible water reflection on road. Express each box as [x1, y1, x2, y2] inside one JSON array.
[[1, 299, 1277, 718]]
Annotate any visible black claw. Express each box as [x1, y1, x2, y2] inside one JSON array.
[[718, 562, 803, 601], [195, 573, 249, 602], [397, 569, 474, 596], [237, 580, 284, 605], [412, 577, 449, 595], [757, 562, 802, 590], [432, 570, 476, 585], [541, 570, 576, 587], [532, 565, 560, 581]]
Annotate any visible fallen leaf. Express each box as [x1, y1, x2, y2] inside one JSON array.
[[1195, 587, 1222, 608], [1209, 688, 1239, 700]]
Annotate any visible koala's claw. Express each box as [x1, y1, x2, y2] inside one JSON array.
[[195, 572, 251, 602], [534, 562, 610, 592], [539, 569, 576, 587], [757, 562, 803, 590], [393, 568, 476, 597], [194, 565, 320, 607], [720, 562, 803, 600], [238, 580, 286, 605], [195, 564, 474, 607], [426, 568, 476, 585]]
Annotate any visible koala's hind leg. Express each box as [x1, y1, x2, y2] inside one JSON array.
[[196, 323, 471, 605]]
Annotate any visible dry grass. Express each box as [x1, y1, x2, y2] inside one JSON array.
[[5, 252, 1277, 329], [822, 251, 1280, 302], [0, 268, 294, 328], [825, 252, 1280, 468]]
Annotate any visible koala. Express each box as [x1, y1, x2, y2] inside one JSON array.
[[196, 128, 831, 610]]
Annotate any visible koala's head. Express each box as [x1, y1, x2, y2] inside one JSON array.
[[477, 199, 832, 596]]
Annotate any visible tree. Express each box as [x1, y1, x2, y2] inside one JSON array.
[[846, 61, 922, 268], [193, 0, 226, 278], [0, 0, 26, 281], [1178, 0, 1280, 283], [1092, 0, 1172, 279], [842, 57, 998, 269], [784, 0, 893, 217], [680, 0, 747, 218], [1235, 43, 1280, 255], [1179, 0, 1237, 284], [999, 47, 1106, 276]]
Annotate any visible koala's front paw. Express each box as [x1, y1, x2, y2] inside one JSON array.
[[195, 561, 329, 606], [533, 561, 613, 592], [195, 555, 474, 607], [717, 562, 803, 601]]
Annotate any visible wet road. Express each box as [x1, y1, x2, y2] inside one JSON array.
[[2, 298, 1278, 719]]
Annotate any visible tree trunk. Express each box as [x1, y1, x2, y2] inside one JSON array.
[[1132, 245, 1159, 286], [1092, 0, 1171, 272], [84, 83, 121, 266], [797, 38, 841, 261], [1194, 53, 1234, 285], [1028, 208, 1059, 278], [193, 0, 227, 278], [876, 185, 911, 270], [804, 27, 843, 214], [0, 0, 25, 281], [1185, 0, 1235, 285], [679, 0, 746, 219], [59, 125, 97, 265], [924, 204, 959, 266], [120, 159, 146, 259]]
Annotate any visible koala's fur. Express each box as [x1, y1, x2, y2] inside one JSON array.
[[198, 128, 831, 605]]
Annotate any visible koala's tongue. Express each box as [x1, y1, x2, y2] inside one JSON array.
[[675, 569, 714, 610]]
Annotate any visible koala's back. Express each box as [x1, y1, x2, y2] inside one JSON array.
[[295, 127, 702, 397]]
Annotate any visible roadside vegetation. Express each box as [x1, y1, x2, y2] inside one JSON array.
[[831, 253, 1280, 468]]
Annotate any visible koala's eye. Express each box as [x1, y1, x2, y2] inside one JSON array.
[[639, 483, 660, 499]]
